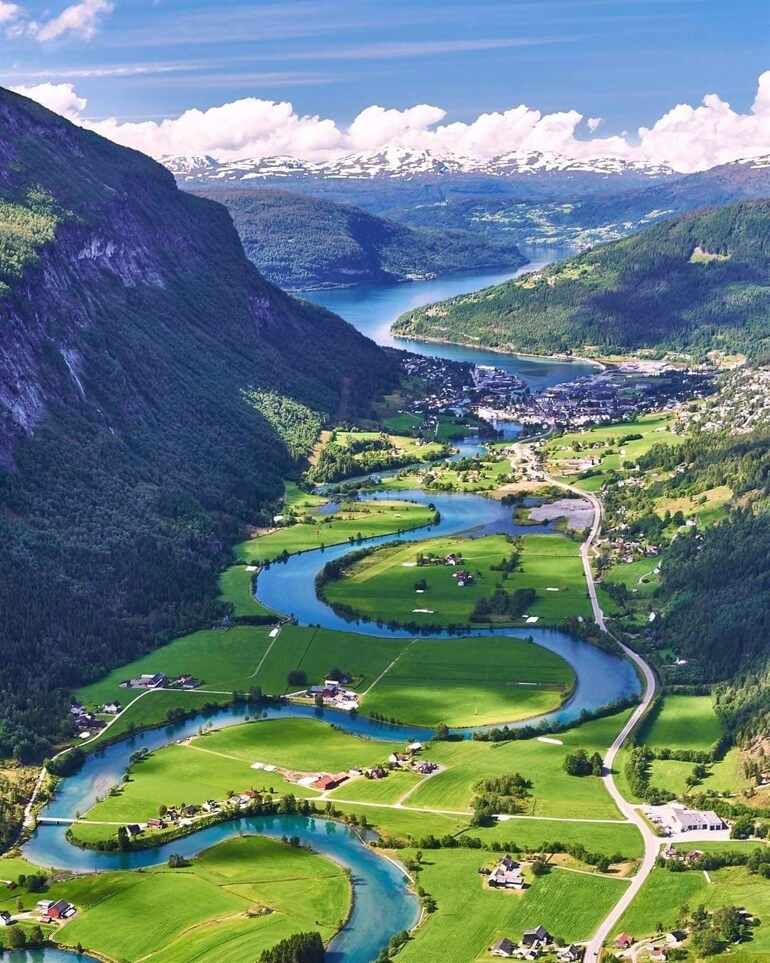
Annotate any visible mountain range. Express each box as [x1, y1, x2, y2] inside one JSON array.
[[164, 145, 677, 186], [392, 199, 770, 359], [194, 187, 526, 289]]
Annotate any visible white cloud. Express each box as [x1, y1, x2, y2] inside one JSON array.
[[11, 81, 87, 118], [636, 71, 770, 172], [0, 2, 23, 24], [11, 71, 770, 173], [36, 0, 114, 42]]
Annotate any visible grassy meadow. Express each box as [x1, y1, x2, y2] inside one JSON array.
[[235, 498, 437, 564], [322, 532, 591, 628], [360, 635, 575, 728], [0, 837, 348, 961], [614, 864, 770, 958], [398, 848, 628, 962]]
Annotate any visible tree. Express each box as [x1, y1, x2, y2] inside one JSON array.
[[731, 815, 755, 839], [7, 927, 27, 949]]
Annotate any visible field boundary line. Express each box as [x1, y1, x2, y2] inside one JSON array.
[[361, 638, 418, 697]]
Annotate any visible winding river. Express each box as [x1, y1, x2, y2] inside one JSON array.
[[19, 260, 637, 963]]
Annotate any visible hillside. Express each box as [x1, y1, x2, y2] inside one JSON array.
[[191, 188, 526, 289], [393, 200, 770, 358], [0, 87, 395, 759]]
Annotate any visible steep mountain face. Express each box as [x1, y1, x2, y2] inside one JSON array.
[[194, 188, 526, 289], [393, 200, 770, 358], [0, 87, 395, 758]]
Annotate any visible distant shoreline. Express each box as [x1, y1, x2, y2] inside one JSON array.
[[390, 331, 608, 372]]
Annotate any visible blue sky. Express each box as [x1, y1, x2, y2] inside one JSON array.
[[1, 0, 769, 170]]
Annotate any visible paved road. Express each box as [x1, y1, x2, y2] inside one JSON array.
[[514, 440, 661, 961]]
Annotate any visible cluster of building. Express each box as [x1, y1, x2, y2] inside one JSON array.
[[502, 367, 715, 432], [306, 677, 359, 711], [486, 855, 525, 889], [491, 926, 583, 961], [387, 742, 438, 775], [120, 672, 201, 691], [70, 703, 107, 739], [121, 788, 270, 838]]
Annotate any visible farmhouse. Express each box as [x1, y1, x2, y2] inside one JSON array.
[[557, 945, 584, 962], [491, 937, 516, 957], [312, 773, 348, 791], [615, 933, 634, 950], [47, 900, 76, 920], [489, 856, 524, 889], [0, 911, 12, 926], [521, 925, 552, 949], [126, 672, 167, 689]]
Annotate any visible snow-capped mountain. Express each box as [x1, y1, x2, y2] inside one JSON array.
[[162, 146, 677, 185]]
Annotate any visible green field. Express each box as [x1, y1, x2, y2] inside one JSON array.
[[614, 864, 770, 959], [73, 718, 403, 842], [640, 694, 723, 752], [0, 837, 348, 961], [192, 717, 399, 771], [77, 625, 275, 713], [322, 532, 591, 628], [404, 711, 631, 819], [218, 565, 276, 619], [398, 849, 627, 962], [545, 413, 681, 490], [360, 635, 575, 728], [236, 498, 436, 565]]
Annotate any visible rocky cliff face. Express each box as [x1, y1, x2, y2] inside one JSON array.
[[0, 87, 391, 469], [0, 87, 395, 758]]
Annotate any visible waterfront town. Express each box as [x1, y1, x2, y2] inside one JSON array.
[[395, 350, 716, 435]]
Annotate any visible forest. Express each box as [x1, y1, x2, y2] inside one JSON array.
[[194, 188, 526, 289], [394, 199, 770, 358]]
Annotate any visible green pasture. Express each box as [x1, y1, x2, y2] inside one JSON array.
[[322, 532, 590, 628], [640, 695, 723, 752], [77, 625, 275, 714], [405, 711, 632, 819], [218, 565, 276, 618], [614, 864, 770, 958], [360, 635, 574, 728], [235, 498, 437, 563], [191, 717, 400, 772], [1, 837, 348, 962], [398, 848, 627, 963]]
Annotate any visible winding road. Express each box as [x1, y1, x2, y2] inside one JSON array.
[[515, 438, 661, 961]]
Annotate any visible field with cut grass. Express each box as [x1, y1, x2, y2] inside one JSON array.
[[405, 711, 631, 819], [77, 625, 275, 714], [218, 565, 276, 619], [0, 837, 348, 961], [360, 635, 575, 728], [71, 718, 404, 845], [397, 848, 628, 963], [322, 532, 590, 628], [614, 864, 770, 958], [235, 498, 437, 563], [640, 695, 723, 752], [192, 717, 399, 772]]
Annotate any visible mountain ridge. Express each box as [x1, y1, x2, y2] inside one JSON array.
[[392, 199, 770, 359], [194, 187, 527, 289], [0, 85, 394, 757]]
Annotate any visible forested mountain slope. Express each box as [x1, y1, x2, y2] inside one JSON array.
[[0, 87, 394, 759], [394, 200, 770, 358], [192, 188, 526, 289]]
